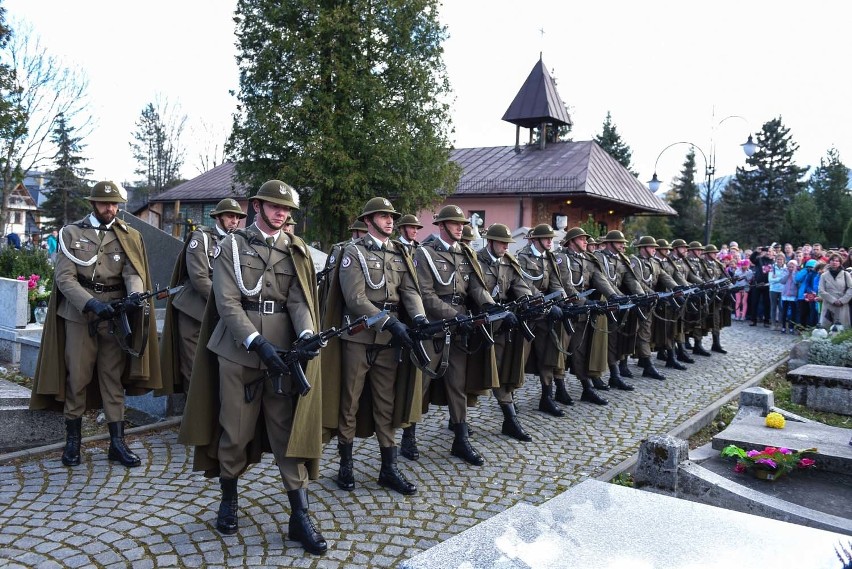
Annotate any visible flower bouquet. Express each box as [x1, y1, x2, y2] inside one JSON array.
[[720, 445, 817, 481]]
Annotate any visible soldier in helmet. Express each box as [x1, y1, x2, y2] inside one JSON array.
[[558, 227, 626, 401], [30, 181, 161, 469], [653, 239, 693, 369], [319, 219, 368, 315], [396, 214, 423, 251], [595, 230, 645, 384], [684, 241, 714, 356], [178, 180, 326, 554], [669, 238, 704, 357], [629, 236, 680, 380], [407, 204, 507, 466], [516, 223, 574, 417], [586, 237, 598, 253], [701, 244, 731, 354], [161, 198, 246, 394], [321, 197, 425, 495], [284, 214, 297, 235], [477, 223, 536, 441]]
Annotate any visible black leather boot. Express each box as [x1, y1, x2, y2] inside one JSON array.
[[61, 418, 82, 466], [447, 419, 474, 435], [400, 424, 419, 461], [500, 402, 532, 442], [656, 349, 667, 362], [336, 441, 355, 491], [287, 489, 327, 555], [692, 338, 711, 356], [676, 342, 695, 363], [537, 381, 564, 417], [665, 348, 687, 370], [554, 377, 574, 405], [107, 422, 141, 467], [711, 332, 728, 354], [377, 446, 416, 495], [451, 422, 484, 466], [216, 478, 239, 535], [638, 356, 666, 380], [608, 365, 634, 391], [618, 359, 634, 378], [591, 376, 611, 391], [684, 337, 693, 349], [580, 377, 609, 405]]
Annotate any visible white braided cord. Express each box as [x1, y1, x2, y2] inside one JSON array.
[[231, 235, 262, 296], [57, 226, 98, 267], [420, 247, 456, 287], [355, 247, 386, 290]]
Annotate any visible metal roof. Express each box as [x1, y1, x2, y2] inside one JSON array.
[[502, 56, 572, 129], [450, 141, 677, 215], [149, 162, 249, 203]]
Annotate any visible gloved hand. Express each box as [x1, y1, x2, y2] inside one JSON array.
[[454, 314, 475, 334], [84, 298, 115, 319], [293, 333, 321, 363], [609, 295, 627, 304], [548, 304, 563, 322], [383, 317, 413, 350], [249, 336, 287, 375], [121, 292, 145, 313], [500, 310, 519, 329]]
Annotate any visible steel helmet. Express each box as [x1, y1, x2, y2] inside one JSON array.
[[704, 244, 719, 253], [656, 238, 671, 249], [527, 224, 556, 239], [348, 219, 368, 232], [396, 214, 423, 228], [433, 205, 469, 225], [253, 180, 300, 209], [483, 223, 515, 243], [461, 225, 475, 241], [86, 181, 127, 203], [636, 235, 657, 247], [599, 230, 628, 243], [561, 227, 589, 245], [687, 241, 705, 250], [358, 197, 401, 221], [285, 215, 297, 226], [670, 239, 688, 248], [210, 198, 246, 218]]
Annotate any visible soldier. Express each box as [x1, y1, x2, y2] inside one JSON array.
[[476, 223, 536, 441], [587, 237, 598, 254], [161, 198, 246, 394], [324, 197, 424, 495], [595, 231, 645, 383], [30, 181, 160, 468], [396, 214, 423, 251], [685, 241, 714, 356], [629, 236, 679, 380], [284, 214, 297, 235], [408, 204, 505, 466], [654, 239, 692, 370], [516, 224, 572, 417], [559, 227, 627, 400], [318, 220, 368, 314], [669, 239, 705, 358], [178, 180, 326, 554], [701, 244, 730, 354]]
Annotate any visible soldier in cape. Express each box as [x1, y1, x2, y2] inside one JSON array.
[[160, 198, 246, 395], [669, 239, 706, 358], [396, 214, 423, 252], [701, 244, 731, 354], [319, 219, 368, 316], [653, 239, 693, 370], [177, 180, 326, 555], [30, 181, 160, 469], [684, 241, 714, 356]]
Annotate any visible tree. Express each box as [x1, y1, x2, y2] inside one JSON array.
[[0, 18, 90, 235], [779, 192, 824, 245], [594, 111, 636, 176], [809, 147, 851, 247], [717, 117, 807, 246], [666, 149, 704, 242], [40, 113, 91, 229], [129, 98, 186, 196], [842, 217, 852, 249], [227, 0, 459, 245], [190, 118, 228, 175]]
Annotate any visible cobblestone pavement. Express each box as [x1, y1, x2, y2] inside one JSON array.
[[0, 324, 796, 568]]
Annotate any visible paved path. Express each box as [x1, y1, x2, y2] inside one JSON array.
[[0, 324, 796, 568]]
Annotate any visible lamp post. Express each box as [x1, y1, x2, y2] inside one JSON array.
[[647, 115, 758, 245]]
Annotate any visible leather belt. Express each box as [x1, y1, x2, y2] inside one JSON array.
[[241, 299, 287, 314], [79, 276, 124, 293], [371, 301, 399, 312], [438, 293, 465, 306]]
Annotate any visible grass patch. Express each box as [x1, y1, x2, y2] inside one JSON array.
[[0, 366, 32, 390], [610, 472, 634, 487], [763, 363, 851, 429], [688, 401, 739, 449]]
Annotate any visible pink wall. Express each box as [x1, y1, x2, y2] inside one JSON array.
[[415, 196, 534, 234]]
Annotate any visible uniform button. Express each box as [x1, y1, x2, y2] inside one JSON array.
[[266, 282, 271, 287], [386, 262, 392, 269]]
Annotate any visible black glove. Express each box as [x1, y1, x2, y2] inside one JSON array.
[[293, 333, 321, 363], [609, 295, 627, 303], [383, 317, 413, 349], [84, 298, 115, 319], [121, 292, 145, 313], [454, 314, 475, 334], [249, 336, 286, 375], [548, 304, 563, 322], [500, 311, 519, 329]]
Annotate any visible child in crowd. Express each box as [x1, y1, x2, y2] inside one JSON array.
[[732, 259, 752, 321], [780, 259, 798, 333]]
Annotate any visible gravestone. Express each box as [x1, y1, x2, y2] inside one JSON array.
[[787, 364, 852, 416]]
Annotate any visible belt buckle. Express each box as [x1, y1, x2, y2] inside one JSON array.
[[451, 294, 461, 305], [93, 282, 105, 293], [262, 300, 275, 314]]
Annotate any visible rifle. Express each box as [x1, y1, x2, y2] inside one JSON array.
[[502, 291, 566, 341], [88, 285, 184, 357], [316, 265, 333, 287], [270, 310, 388, 396], [410, 308, 511, 346]]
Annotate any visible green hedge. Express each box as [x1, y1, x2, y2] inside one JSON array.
[[0, 247, 54, 287]]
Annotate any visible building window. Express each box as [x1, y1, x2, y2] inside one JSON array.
[[12, 211, 22, 224]]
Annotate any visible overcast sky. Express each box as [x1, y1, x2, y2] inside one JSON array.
[[6, 0, 851, 194]]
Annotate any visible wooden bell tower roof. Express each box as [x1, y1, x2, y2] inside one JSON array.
[[501, 54, 572, 129]]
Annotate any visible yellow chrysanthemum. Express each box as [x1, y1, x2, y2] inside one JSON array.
[[765, 412, 786, 429]]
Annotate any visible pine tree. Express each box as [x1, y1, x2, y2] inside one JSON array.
[[227, 0, 459, 245], [129, 100, 186, 197], [41, 113, 92, 228], [809, 147, 851, 247], [842, 217, 852, 249], [666, 149, 705, 243], [594, 111, 636, 176], [780, 192, 825, 245], [717, 117, 807, 246]]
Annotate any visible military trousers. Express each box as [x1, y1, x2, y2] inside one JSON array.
[[528, 319, 561, 387], [176, 310, 201, 390], [425, 335, 469, 423], [338, 340, 398, 447], [217, 357, 308, 490], [635, 317, 653, 358], [64, 319, 126, 422], [491, 333, 513, 405]]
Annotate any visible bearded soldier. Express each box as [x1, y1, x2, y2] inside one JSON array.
[[476, 223, 535, 441], [669, 239, 705, 359], [396, 214, 423, 252], [178, 180, 326, 555], [322, 197, 425, 495], [654, 239, 692, 370], [595, 231, 644, 382], [408, 205, 506, 466], [161, 198, 246, 394], [630, 236, 680, 380], [701, 244, 731, 354], [30, 181, 160, 468], [559, 228, 627, 401]]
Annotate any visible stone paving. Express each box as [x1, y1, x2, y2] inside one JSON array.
[[0, 323, 797, 568]]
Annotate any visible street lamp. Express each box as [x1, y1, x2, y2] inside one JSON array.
[[647, 116, 758, 245]]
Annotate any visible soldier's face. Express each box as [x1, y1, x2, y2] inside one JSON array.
[[537, 238, 553, 251], [609, 242, 625, 253], [369, 212, 395, 238], [675, 246, 687, 257], [642, 246, 656, 257], [400, 225, 419, 241], [705, 252, 717, 261], [217, 213, 241, 233], [92, 201, 118, 225], [489, 240, 509, 257], [570, 236, 587, 252], [442, 221, 464, 242], [254, 201, 290, 232]]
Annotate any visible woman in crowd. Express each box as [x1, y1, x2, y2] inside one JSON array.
[[780, 259, 798, 333], [795, 259, 820, 328], [768, 253, 789, 331], [732, 259, 752, 321], [818, 253, 852, 328]]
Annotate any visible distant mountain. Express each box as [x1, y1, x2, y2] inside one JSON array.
[[653, 167, 852, 200]]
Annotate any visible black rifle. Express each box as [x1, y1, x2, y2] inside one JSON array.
[[270, 310, 388, 396], [88, 285, 184, 357], [316, 265, 334, 287], [410, 308, 511, 346], [503, 291, 566, 341]]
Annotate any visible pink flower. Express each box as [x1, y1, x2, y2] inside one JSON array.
[[778, 448, 791, 454], [734, 463, 746, 473], [798, 458, 815, 468], [746, 450, 760, 458], [755, 458, 777, 469]]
